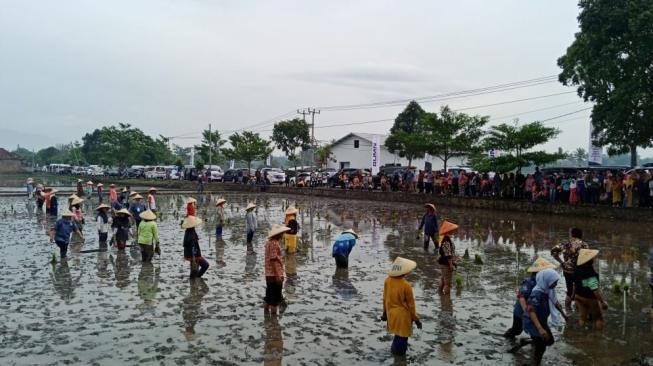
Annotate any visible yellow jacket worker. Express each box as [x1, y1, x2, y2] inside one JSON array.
[[381, 257, 422, 356], [283, 207, 299, 253]]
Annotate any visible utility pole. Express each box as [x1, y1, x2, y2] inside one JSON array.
[[297, 109, 309, 123], [307, 108, 320, 174], [208, 123, 212, 169]]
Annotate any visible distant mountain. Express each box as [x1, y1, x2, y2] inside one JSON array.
[[0, 128, 61, 151]]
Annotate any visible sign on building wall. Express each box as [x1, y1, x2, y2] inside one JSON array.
[[371, 135, 381, 174], [588, 120, 602, 165]]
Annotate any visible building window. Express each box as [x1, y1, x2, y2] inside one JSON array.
[[354, 140, 359, 148]]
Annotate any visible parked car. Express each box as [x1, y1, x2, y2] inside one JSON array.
[[88, 165, 105, 176], [105, 167, 120, 176], [207, 167, 224, 182], [290, 172, 311, 186], [222, 169, 238, 183], [373, 165, 409, 189], [72, 166, 88, 175], [329, 168, 372, 187], [123, 168, 144, 178], [145, 166, 167, 179], [262, 168, 286, 184]]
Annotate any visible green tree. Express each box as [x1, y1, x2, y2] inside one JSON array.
[[558, 0, 653, 167], [81, 123, 172, 167], [194, 129, 226, 166], [571, 147, 587, 166], [470, 122, 565, 173], [420, 106, 488, 171], [271, 118, 311, 170], [221, 131, 273, 171], [172, 144, 192, 165], [385, 101, 426, 167], [315, 143, 335, 168]]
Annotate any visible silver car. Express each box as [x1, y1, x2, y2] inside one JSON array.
[[262, 168, 286, 184]]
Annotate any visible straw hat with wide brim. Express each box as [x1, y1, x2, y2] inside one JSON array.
[[109, 184, 116, 187], [116, 208, 132, 216], [246, 203, 257, 211], [121, 188, 128, 192], [181, 215, 202, 229], [342, 229, 359, 238], [27, 177, 34, 183], [187, 197, 197, 204], [86, 181, 93, 185], [285, 206, 298, 215], [140, 210, 157, 221], [129, 191, 139, 197], [71, 197, 84, 206], [215, 198, 227, 206], [69, 194, 78, 200], [95, 204, 110, 211], [61, 210, 75, 217], [268, 224, 291, 239], [424, 203, 436, 211], [527, 257, 557, 273], [388, 257, 417, 277], [132, 194, 143, 200], [148, 187, 157, 192], [97, 183, 104, 187], [439, 220, 459, 236], [577, 249, 599, 266]]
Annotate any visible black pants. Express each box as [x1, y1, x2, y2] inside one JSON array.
[[139, 244, 154, 262], [505, 315, 523, 337], [247, 230, 254, 244], [563, 272, 574, 297], [334, 255, 349, 269], [423, 234, 438, 250], [190, 257, 209, 278], [531, 329, 554, 365], [265, 277, 283, 306], [55, 240, 68, 258]]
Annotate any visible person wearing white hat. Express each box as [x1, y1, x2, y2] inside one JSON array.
[[182, 216, 209, 278], [130, 194, 146, 229], [381, 257, 421, 356], [504, 257, 557, 339], [137, 210, 159, 263], [215, 198, 227, 239], [112, 209, 132, 250], [245, 203, 257, 249], [85, 181, 93, 198], [96, 183, 104, 203], [264, 225, 290, 314], [332, 229, 358, 269], [572, 248, 607, 330], [283, 207, 299, 254], [95, 204, 112, 250], [49, 210, 83, 258]]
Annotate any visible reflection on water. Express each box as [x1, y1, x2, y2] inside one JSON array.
[[1, 192, 652, 364], [182, 278, 209, 341], [263, 313, 283, 366]]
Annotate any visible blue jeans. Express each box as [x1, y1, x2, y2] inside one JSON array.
[[391, 336, 408, 355], [246, 230, 254, 243], [55, 241, 68, 258], [215, 225, 223, 238]]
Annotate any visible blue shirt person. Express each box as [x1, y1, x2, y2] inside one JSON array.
[[332, 230, 358, 269], [417, 204, 438, 250], [130, 197, 146, 227], [50, 211, 82, 258]]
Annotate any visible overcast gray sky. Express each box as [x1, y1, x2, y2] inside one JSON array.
[[2, 0, 622, 155]]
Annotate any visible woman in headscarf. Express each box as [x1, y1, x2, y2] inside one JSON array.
[[572, 249, 608, 330], [521, 268, 569, 365], [504, 257, 557, 338], [381, 257, 422, 356]]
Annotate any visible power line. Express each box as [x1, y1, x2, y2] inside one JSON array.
[[454, 91, 576, 112], [317, 75, 560, 111]]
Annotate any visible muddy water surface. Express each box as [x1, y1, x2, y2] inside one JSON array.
[[1, 192, 652, 366]]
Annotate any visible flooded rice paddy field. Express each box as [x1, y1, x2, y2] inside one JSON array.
[[1, 192, 652, 366]]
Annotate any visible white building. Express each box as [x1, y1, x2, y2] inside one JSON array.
[[327, 133, 466, 171]]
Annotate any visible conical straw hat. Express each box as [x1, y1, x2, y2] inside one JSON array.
[[424, 203, 436, 211], [246, 203, 257, 211], [148, 187, 157, 192], [285, 206, 298, 215], [116, 208, 132, 216], [129, 191, 139, 197], [388, 257, 417, 277], [95, 204, 110, 211], [71, 197, 84, 206], [86, 181, 93, 185], [140, 210, 157, 221], [132, 194, 143, 200], [215, 198, 226, 206], [61, 210, 75, 217], [577, 249, 599, 266], [69, 194, 78, 200], [439, 220, 459, 236], [268, 224, 291, 239], [187, 197, 197, 204], [97, 183, 104, 187], [181, 215, 202, 229], [527, 257, 557, 273]]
